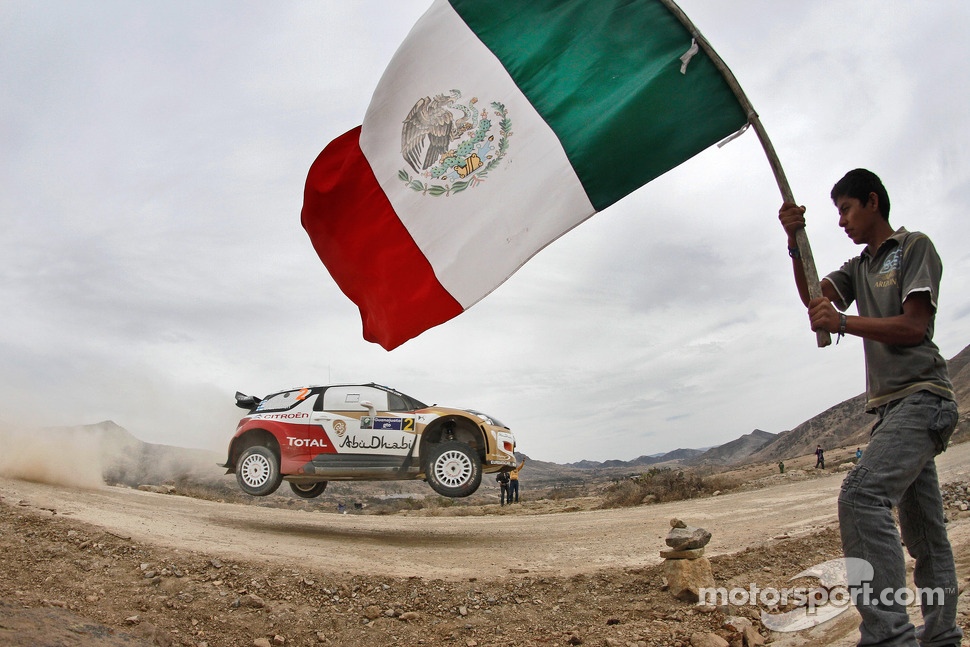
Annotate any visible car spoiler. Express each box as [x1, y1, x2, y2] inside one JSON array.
[[235, 391, 262, 411]]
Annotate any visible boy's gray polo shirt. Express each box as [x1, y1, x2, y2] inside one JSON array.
[[824, 227, 954, 410]]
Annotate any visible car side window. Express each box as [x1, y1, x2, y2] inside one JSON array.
[[387, 392, 409, 412], [322, 386, 389, 412]]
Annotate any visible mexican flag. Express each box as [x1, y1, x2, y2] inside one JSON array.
[[302, 0, 748, 350]]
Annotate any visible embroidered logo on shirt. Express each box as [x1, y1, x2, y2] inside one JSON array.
[[874, 248, 901, 288], [878, 249, 901, 274]]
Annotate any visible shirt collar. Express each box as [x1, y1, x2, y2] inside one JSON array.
[[861, 226, 908, 260]]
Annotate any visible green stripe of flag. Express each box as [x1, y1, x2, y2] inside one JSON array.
[[449, 0, 748, 211]]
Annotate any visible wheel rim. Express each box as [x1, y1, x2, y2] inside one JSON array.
[[433, 449, 473, 488], [240, 452, 272, 488], [293, 483, 315, 493]]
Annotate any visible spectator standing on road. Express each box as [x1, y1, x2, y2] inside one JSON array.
[[779, 168, 961, 646], [814, 444, 825, 469], [508, 457, 526, 503], [496, 470, 510, 506]]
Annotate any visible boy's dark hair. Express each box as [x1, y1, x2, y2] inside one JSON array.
[[830, 168, 890, 220]]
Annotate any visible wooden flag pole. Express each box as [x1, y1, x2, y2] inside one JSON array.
[[659, 0, 831, 347]]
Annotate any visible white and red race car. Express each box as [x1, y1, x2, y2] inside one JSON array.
[[221, 383, 517, 498]]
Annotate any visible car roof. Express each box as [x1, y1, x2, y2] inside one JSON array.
[[267, 383, 424, 403], [269, 382, 396, 394]]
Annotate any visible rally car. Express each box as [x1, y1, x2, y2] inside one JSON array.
[[221, 383, 516, 499]]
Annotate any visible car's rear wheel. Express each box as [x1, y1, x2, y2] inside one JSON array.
[[425, 441, 481, 498], [289, 481, 328, 499], [235, 445, 283, 496]]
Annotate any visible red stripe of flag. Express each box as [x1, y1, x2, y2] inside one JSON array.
[[301, 126, 464, 350]]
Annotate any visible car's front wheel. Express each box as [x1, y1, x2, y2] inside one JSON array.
[[289, 481, 328, 499], [235, 445, 283, 496], [425, 441, 482, 498]]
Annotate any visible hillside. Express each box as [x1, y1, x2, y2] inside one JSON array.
[[744, 393, 869, 464], [566, 447, 704, 471], [687, 429, 776, 466], [747, 343, 970, 464]]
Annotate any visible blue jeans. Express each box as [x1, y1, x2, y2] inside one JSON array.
[[838, 391, 961, 647], [509, 479, 519, 503]]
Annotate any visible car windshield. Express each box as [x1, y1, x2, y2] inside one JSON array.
[[255, 389, 313, 412]]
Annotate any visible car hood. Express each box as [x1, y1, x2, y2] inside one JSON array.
[[420, 406, 509, 430]]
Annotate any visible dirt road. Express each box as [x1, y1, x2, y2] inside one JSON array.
[[4, 442, 970, 581], [3, 443, 970, 646]]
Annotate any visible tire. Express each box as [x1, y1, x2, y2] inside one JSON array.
[[425, 441, 482, 498], [235, 445, 283, 496], [289, 481, 328, 499]]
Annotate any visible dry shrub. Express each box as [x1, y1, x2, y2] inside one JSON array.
[[601, 480, 651, 508], [701, 472, 744, 494], [600, 467, 734, 509], [547, 486, 585, 501], [169, 480, 242, 503], [368, 497, 427, 515]]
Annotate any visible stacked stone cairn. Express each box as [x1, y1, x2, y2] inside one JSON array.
[[662, 518, 714, 602]]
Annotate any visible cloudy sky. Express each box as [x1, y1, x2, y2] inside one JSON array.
[[3, 1, 969, 464]]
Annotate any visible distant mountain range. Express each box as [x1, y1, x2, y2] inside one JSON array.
[[542, 342, 970, 473], [565, 446, 709, 470]]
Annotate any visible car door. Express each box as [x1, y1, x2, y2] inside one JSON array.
[[317, 386, 416, 465]]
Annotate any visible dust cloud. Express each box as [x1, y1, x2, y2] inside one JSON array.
[[0, 417, 228, 493], [0, 424, 105, 489]]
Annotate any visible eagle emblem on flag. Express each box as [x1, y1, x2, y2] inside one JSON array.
[[398, 89, 511, 197]]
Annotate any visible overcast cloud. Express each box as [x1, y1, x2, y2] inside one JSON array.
[[2, 1, 969, 464]]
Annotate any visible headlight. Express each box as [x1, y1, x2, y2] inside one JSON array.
[[467, 409, 508, 428]]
